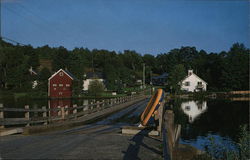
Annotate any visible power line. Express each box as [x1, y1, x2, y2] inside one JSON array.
[[2, 36, 26, 46]]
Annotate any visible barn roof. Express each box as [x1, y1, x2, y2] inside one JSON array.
[[48, 69, 78, 81]]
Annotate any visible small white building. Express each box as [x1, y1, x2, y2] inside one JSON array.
[[82, 72, 105, 91], [181, 101, 207, 123], [180, 70, 207, 92]]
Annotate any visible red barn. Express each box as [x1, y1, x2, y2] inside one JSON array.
[[48, 69, 76, 98]]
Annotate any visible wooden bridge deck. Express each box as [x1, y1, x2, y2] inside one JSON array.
[[0, 99, 162, 160], [0, 127, 162, 159]]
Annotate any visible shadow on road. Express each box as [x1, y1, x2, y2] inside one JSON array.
[[122, 128, 162, 160]]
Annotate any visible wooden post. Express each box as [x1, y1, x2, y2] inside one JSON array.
[[83, 100, 88, 112], [42, 106, 47, 125], [33, 104, 38, 118], [157, 99, 165, 133], [96, 101, 100, 108], [25, 105, 30, 127], [61, 106, 65, 120], [164, 110, 175, 159], [110, 99, 113, 106], [73, 104, 77, 119], [73, 104, 77, 114], [57, 106, 61, 116], [90, 101, 94, 110], [0, 103, 4, 128]]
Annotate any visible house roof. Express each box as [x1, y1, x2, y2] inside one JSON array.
[[48, 69, 78, 81], [180, 72, 208, 85], [152, 72, 168, 79], [86, 72, 104, 79]]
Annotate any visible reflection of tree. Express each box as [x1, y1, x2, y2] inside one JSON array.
[[171, 99, 189, 133]]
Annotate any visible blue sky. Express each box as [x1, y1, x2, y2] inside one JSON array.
[[2, 0, 249, 55]]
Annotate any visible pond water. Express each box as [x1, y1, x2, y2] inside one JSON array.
[[170, 99, 249, 151]]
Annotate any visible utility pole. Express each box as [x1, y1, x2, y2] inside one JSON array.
[[0, 0, 2, 41], [143, 63, 145, 89]]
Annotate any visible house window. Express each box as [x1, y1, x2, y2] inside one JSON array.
[[59, 84, 63, 87], [198, 82, 202, 85], [185, 81, 190, 86], [53, 84, 57, 87], [59, 72, 64, 76], [54, 88, 56, 90], [66, 84, 70, 87], [185, 106, 190, 111]]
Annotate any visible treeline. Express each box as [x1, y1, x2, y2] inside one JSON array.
[[0, 39, 249, 93]]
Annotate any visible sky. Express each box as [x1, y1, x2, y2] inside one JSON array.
[[1, 0, 249, 55]]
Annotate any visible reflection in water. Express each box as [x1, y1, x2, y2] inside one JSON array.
[[49, 99, 73, 117], [181, 101, 207, 123], [173, 100, 249, 151]]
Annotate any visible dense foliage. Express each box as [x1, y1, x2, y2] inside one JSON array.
[[0, 39, 249, 93]]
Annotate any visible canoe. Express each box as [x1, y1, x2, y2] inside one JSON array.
[[140, 88, 164, 126]]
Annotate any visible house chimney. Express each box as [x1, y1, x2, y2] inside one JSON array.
[[188, 70, 193, 76]]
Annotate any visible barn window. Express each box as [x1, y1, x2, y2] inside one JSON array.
[[53, 84, 57, 87], [59, 72, 64, 76], [59, 92, 63, 95], [59, 84, 63, 87], [66, 84, 70, 87], [54, 88, 56, 90]]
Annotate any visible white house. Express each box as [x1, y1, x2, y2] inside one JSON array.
[[181, 101, 207, 123], [82, 72, 105, 91], [180, 70, 207, 92]]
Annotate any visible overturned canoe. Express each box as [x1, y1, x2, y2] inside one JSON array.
[[140, 88, 164, 126]]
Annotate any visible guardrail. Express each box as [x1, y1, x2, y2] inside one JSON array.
[[163, 110, 181, 160], [0, 94, 146, 128]]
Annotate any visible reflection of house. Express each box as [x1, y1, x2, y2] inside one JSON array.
[[83, 72, 105, 91], [180, 70, 207, 92], [48, 69, 77, 98], [181, 101, 207, 123], [152, 73, 168, 86]]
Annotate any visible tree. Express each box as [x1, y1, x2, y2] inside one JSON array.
[[37, 68, 51, 91], [168, 64, 186, 94], [220, 43, 249, 90], [88, 80, 105, 96]]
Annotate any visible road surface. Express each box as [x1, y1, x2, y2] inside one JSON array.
[[0, 99, 162, 160]]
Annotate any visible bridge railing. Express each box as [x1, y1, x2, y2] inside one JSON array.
[[162, 109, 181, 160], [0, 93, 147, 128]]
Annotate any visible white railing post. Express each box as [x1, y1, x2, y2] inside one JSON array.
[[57, 106, 61, 116], [0, 104, 4, 128], [25, 105, 30, 126], [42, 106, 47, 125], [61, 106, 65, 120]]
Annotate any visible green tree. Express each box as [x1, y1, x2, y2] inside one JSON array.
[[220, 43, 249, 90], [168, 64, 186, 94], [37, 68, 51, 91], [88, 80, 105, 97]]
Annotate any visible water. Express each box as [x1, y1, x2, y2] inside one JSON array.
[[171, 99, 249, 151]]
